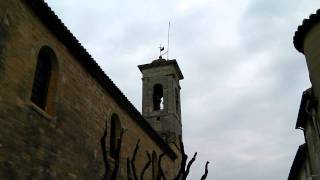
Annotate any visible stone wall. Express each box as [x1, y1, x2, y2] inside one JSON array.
[[140, 64, 182, 144]]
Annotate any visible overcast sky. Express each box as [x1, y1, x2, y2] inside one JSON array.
[[45, 0, 319, 179]]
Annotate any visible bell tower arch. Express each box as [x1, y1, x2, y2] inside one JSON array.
[[138, 56, 183, 143]]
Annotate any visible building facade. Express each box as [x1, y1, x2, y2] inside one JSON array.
[[288, 9, 320, 180], [0, 0, 183, 179]]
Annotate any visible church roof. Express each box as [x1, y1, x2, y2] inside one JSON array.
[[24, 0, 176, 159], [293, 9, 320, 53]]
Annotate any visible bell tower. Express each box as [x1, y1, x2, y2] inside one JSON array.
[[138, 56, 183, 144]]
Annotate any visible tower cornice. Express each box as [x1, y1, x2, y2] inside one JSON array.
[[138, 59, 184, 80], [294, 9, 320, 54]]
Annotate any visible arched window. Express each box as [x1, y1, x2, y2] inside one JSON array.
[[152, 151, 158, 180], [153, 84, 163, 110], [110, 114, 121, 158], [31, 46, 58, 114]]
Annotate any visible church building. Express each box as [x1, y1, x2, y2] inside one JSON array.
[[0, 0, 184, 179]]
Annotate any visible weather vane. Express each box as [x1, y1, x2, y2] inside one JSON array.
[[158, 44, 165, 58]]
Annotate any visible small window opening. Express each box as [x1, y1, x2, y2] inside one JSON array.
[[153, 84, 164, 110], [31, 51, 52, 109]]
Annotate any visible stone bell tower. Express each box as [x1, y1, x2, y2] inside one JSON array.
[[138, 56, 183, 144]]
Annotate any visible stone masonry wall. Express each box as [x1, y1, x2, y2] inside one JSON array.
[[141, 65, 182, 143]]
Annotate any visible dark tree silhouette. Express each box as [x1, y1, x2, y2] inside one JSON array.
[[100, 126, 125, 180], [173, 136, 188, 180], [111, 128, 124, 180], [101, 128, 210, 180], [200, 161, 210, 180], [140, 151, 151, 180], [183, 152, 197, 179], [158, 135, 210, 180], [130, 139, 140, 180], [100, 122, 110, 180], [157, 152, 167, 180], [127, 158, 133, 180]]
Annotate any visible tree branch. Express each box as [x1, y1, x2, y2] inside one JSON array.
[[200, 161, 210, 180], [182, 152, 197, 179], [173, 135, 188, 180], [139, 151, 151, 180], [127, 158, 133, 180], [157, 152, 167, 180], [131, 139, 140, 180], [100, 122, 109, 180], [111, 128, 125, 180]]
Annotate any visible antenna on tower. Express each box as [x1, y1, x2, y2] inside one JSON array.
[[157, 22, 171, 60]]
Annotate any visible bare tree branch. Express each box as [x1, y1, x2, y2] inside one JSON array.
[[140, 151, 151, 180], [111, 128, 125, 180], [182, 152, 197, 179], [173, 135, 188, 180], [200, 161, 210, 180], [100, 122, 109, 180], [101, 126, 209, 180], [157, 152, 167, 180], [131, 139, 140, 180], [127, 158, 133, 180]]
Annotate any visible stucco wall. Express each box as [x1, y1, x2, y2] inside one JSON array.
[[299, 18, 320, 180]]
